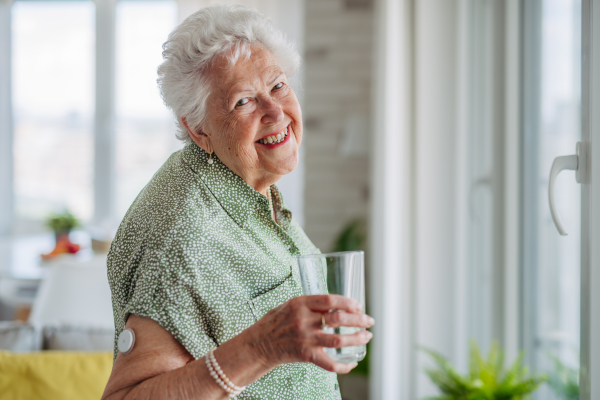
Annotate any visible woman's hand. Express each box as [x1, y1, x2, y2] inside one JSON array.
[[245, 294, 375, 374]]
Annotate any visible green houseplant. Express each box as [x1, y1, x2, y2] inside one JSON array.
[[547, 354, 579, 400], [46, 211, 80, 236], [42, 211, 81, 259], [421, 340, 547, 400], [332, 218, 367, 253]]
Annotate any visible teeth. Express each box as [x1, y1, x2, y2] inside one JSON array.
[[259, 128, 288, 145]]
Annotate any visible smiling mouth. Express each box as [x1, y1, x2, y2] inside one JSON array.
[[256, 126, 289, 145]]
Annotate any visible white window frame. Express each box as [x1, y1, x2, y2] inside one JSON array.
[[0, 0, 13, 236], [456, 0, 521, 364], [519, 5, 600, 399], [519, 0, 542, 373], [580, 0, 600, 396], [502, 0, 522, 365], [94, 0, 117, 228], [370, 0, 521, 398], [0, 0, 120, 232]]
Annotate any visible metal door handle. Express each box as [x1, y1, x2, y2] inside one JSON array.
[[548, 142, 586, 236]]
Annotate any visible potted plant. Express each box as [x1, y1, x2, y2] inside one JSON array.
[[548, 354, 579, 400], [421, 340, 547, 399], [42, 211, 81, 259], [47, 211, 80, 237], [332, 218, 367, 254]]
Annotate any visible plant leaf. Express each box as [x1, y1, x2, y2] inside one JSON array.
[[420, 341, 546, 400]]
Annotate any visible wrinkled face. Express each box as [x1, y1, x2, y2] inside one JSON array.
[[199, 45, 302, 192]]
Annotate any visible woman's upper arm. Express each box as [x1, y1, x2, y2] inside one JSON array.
[[102, 314, 196, 400]]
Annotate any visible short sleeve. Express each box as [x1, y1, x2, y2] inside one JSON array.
[[119, 247, 215, 360]]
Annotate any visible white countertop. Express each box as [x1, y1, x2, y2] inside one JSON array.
[[0, 231, 94, 281]]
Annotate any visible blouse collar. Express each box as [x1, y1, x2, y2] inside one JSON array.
[[181, 143, 292, 230]]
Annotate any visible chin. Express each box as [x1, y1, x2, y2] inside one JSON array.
[[268, 152, 298, 176]]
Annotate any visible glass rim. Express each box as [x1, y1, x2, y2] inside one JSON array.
[[297, 250, 364, 261]]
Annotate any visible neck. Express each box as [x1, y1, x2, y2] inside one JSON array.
[[251, 177, 280, 197], [257, 185, 272, 198], [202, 148, 280, 196]]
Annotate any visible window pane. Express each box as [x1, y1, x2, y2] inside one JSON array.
[[465, 0, 496, 354], [115, 0, 180, 219], [12, 1, 95, 227], [523, 1, 581, 399]]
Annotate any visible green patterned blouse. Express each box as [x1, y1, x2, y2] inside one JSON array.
[[107, 143, 341, 400]]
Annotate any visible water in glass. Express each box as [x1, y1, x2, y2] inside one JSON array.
[[298, 251, 367, 363]]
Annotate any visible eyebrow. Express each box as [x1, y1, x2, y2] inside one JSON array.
[[229, 86, 254, 98], [228, 69, 285, 98], [266, 70, 285, 86]]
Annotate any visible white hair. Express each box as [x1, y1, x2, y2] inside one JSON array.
[[157, 4, 301, 143]]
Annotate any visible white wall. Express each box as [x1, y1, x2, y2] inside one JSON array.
[[302, 0, 373, 250]]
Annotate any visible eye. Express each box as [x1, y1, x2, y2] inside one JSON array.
[[236, 98, 249, 107], [272, 82, 284, 90]]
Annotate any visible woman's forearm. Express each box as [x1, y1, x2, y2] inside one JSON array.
[[105, 330, 274, 400], [103, 295, 373, 400]]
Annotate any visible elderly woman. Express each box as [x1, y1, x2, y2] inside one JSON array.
[[101, 4, 374, 400]]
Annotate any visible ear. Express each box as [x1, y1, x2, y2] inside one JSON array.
[[181, 117, 213, 154]]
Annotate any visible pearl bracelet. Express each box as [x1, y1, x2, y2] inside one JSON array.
[[205, 354, 239, 397], [205, 348, 246, 398], [208, 349, 246, 392]]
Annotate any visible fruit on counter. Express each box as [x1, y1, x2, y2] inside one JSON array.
[[41, 234, 80, 260]]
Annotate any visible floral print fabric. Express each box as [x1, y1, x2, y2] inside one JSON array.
[[107, 143, 341, 400]]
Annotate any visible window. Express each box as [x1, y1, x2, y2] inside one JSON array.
[[522, 0, 581, 398], [7, 0, 179, 233], [12, 1, 95, 228], [464, 0, 497, 354], [115, 0, 179, 218]]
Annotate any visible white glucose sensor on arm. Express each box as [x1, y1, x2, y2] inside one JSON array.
[[117, 328, 135, 354]]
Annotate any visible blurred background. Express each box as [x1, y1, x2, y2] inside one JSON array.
[[0, 0, 586, 399]]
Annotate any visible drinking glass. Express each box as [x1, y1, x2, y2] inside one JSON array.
[[297, 251, 366, 363]]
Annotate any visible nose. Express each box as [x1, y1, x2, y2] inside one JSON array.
[[260, 97, 284, 125]]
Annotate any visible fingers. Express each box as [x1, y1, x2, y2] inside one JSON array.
[[303, 294, 362, 313], [316, 329, 373, 350], [321, 310, 375, 329], [309, 348, 359, 374], [274, 295, 373, 373]]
